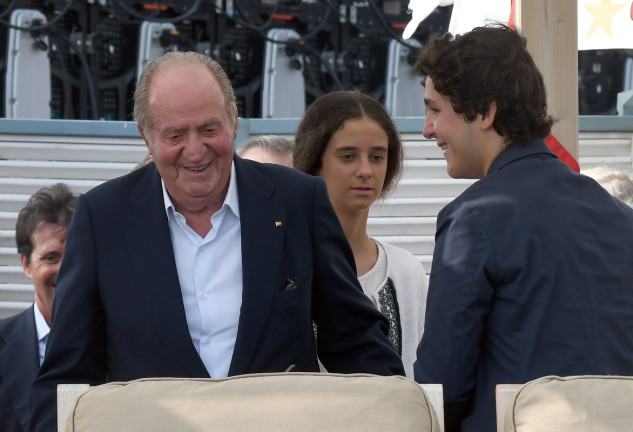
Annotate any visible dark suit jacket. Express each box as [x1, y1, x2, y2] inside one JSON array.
[[0, 306, 39, 432], [31, 157, 404, 431], [415, 139, 633, 432]]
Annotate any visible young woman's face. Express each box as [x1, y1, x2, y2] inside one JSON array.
[[318, 117, 389, 215]]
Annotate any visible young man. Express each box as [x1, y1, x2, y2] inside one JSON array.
[[31, 51, 403, 431], [414, 25, 633, 432], [0, 184, 76, 432]]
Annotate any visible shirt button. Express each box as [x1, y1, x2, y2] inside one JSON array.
[[202, 293, 208, 299], [205, 338, 211, 344], [199, 246, 204, 252]]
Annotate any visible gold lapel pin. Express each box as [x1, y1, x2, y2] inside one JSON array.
[[275, 221, 282, 227]]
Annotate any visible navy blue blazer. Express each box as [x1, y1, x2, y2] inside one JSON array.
[[31, 156, 404, 432], [0, 306, 39, 432], [415, 140, 633, 432]]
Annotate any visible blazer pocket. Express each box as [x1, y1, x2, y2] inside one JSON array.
[[273, 274, 311, 311]]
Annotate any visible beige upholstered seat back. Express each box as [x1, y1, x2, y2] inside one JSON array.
[[504, 375, 633, 432], [65, 373, 440, 432]]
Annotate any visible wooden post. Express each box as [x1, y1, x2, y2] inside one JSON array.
[[515, 0, 579, 160]]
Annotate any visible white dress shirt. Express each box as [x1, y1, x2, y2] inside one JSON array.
[[33, 304, 50, 366], [163, 162, 243, 378]]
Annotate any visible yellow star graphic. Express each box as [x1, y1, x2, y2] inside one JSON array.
[[584, 0, 627, 38]]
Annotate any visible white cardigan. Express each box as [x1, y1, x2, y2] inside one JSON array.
[[358, 240, 429, 379]]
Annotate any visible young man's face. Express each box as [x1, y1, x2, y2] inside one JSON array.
[[422, 77, 498, 179]]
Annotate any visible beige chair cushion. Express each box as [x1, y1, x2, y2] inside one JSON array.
[[65, 373, 439, 432], [504, 375, 633, 432]]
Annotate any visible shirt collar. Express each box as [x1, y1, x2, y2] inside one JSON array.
[[162, 161, 240, 220], [33, 304, 50, 342]]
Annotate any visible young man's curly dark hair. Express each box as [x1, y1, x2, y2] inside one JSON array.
[[414, 24, 554, 146]]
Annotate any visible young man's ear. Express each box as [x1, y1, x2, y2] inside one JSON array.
[[480, 101, 497, 130]]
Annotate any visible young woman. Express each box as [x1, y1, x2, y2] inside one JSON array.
[[294, 90, 428, 378]]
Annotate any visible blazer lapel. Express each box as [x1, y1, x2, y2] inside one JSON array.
[[0, 306, 39, 431], [122, 165, 209, 378], [229, 158, 287, 375]]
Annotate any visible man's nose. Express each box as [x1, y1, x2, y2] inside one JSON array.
[[422, 116, 435, 139], [183, 134, 205, 160]]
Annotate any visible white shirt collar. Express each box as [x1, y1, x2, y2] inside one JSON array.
[[161, 160, 240, 220]]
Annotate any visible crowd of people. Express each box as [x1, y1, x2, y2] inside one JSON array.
[[1, 23, 633, 432]]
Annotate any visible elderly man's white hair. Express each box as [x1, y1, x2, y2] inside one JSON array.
[[583, 166, 633, 208]]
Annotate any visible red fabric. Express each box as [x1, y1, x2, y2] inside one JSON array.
[[545, 134, 580, 172], [509, 1, 579, 173]]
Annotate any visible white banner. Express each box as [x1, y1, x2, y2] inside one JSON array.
[[404, 0, 633, 51], [578, 0, 633, 50], [448, 0, 511, 35]]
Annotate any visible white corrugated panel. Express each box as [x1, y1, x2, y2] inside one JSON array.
[[0, 127, 631, 319]]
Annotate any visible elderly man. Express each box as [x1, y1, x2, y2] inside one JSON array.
[[0, 184, 76, 432], [414, 25, 633, 432], [236, 135, 294, 168], [31, 51, 404, 431]]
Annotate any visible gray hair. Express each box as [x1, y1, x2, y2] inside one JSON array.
[[235, 135, 294, 157], [134, 51, 238, 141], [583, 166, 633, 208]]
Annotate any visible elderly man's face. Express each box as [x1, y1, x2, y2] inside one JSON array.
[[141, 63, 237, 214]]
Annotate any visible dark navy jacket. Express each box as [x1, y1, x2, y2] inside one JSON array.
[[0, 306, 39, 432], [31, 156, 404, 432], [415, 139, 633, 432]]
